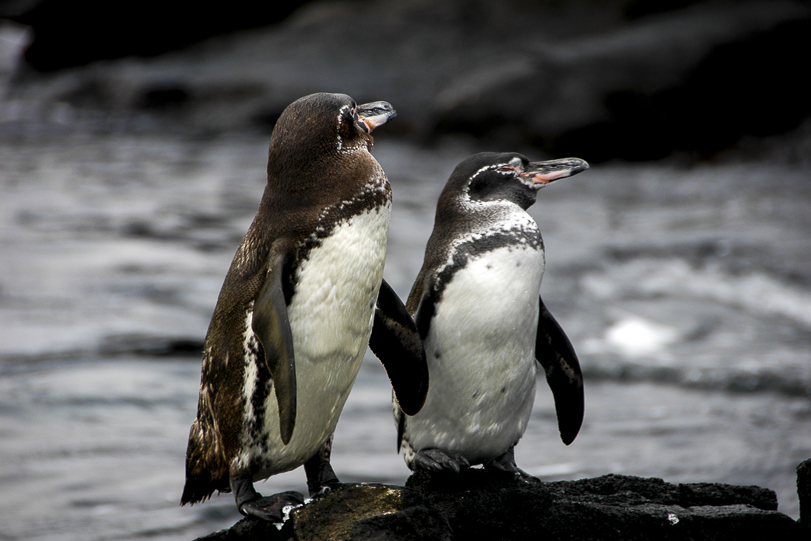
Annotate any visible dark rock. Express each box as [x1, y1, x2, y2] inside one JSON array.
[[194, 516, 286, 541], [290, 484, 451, 541], [5, 0, 811, 161], [678, 481, 777, 510], [2, 0, 311, 72], [798, 458, 811, 530], [429, 1, 811, 161], [198, 471, 803, 540], [548, 13, 811, 161]]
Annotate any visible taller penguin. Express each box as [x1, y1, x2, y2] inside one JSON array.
[[181, 93, 428, 521], [396, 152, 587, 479]]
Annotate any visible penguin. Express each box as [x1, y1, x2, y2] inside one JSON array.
[[181, 92, 428, 522], [394, 151, 587, 479]]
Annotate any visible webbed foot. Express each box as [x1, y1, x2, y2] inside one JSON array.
[[239, 491, 305, 521], [231, 475, 304, 522], [412, 448, 471, 473], [485, 447, 540, 484]]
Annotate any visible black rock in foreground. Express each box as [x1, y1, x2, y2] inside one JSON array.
[[798, 458, 811, 532], [196, 470, 804, 540]]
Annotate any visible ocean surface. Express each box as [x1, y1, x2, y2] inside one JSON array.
[[1, 132, 809, 540]]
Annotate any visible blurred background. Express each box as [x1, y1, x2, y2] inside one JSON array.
[[0, 1, 809, 539]]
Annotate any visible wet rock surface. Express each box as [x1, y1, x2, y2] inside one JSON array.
[[197, 471, 804, 540]]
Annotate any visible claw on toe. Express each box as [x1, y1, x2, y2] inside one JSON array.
[[510, 469, 542, 484], [484, 448, 540, 483], [310, 480, 341, 500]]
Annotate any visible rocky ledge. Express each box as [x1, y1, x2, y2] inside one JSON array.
[[197, 460, 810, 540]]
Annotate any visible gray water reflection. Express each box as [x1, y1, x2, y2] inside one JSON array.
[[1, 134, 809, 540]]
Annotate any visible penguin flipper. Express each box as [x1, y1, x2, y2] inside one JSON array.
[[252, 248, 297, 445], [369, 279, 429, 416], [535, 296, 584, 445]]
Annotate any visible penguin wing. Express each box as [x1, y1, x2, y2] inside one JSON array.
[[393, 270, 437, 451], [251, 248, 297, 445], [369, 279, 429, 416], [535, 296, 584, 445]]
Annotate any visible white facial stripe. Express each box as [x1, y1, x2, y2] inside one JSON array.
[[335, 104, 350, 152], [463, 162, 517, 201], [469, 157, 523, 181], [335, 104, 369, 155], [468, 163, 501, 181]]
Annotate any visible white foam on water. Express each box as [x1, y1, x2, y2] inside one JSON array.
[[603, 316, 681, 357]]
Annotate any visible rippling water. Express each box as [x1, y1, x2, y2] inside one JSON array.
[[1, 133, 809, 540]]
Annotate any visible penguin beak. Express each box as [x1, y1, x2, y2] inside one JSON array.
[[357, 101, 397, 133], [521, 158, 589, 186]]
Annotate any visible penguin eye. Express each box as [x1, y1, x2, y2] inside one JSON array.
[[497, 166, 515, 174]]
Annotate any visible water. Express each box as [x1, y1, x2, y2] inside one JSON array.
[[1, 133, 809, 540]]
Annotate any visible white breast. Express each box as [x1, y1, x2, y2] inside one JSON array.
[[288, 206, 391, 366], [406, 243, 545, 464], [237, 205, 391, 476]]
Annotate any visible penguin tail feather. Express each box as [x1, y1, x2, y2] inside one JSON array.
[[181, 473, 216, 506], [180, 419, 230, 506]]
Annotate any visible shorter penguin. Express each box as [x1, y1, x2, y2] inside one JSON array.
[[395, 152, 588, 478]]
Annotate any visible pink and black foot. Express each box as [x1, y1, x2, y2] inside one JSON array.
[[231, 475, 304, 522]]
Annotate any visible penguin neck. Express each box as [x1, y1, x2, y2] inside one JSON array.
[[437, 194, 535, 239], [255, 163, 391, 244]]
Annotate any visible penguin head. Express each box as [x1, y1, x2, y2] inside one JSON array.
[[267, 93, 396, 181], [446, 152, 589, 211]]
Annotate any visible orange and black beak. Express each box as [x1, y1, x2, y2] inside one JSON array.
[[521, 158, 589, 186], [357, 101, 397, 133]]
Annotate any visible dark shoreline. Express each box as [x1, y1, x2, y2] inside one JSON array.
[[197, 462, 810, 540]]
